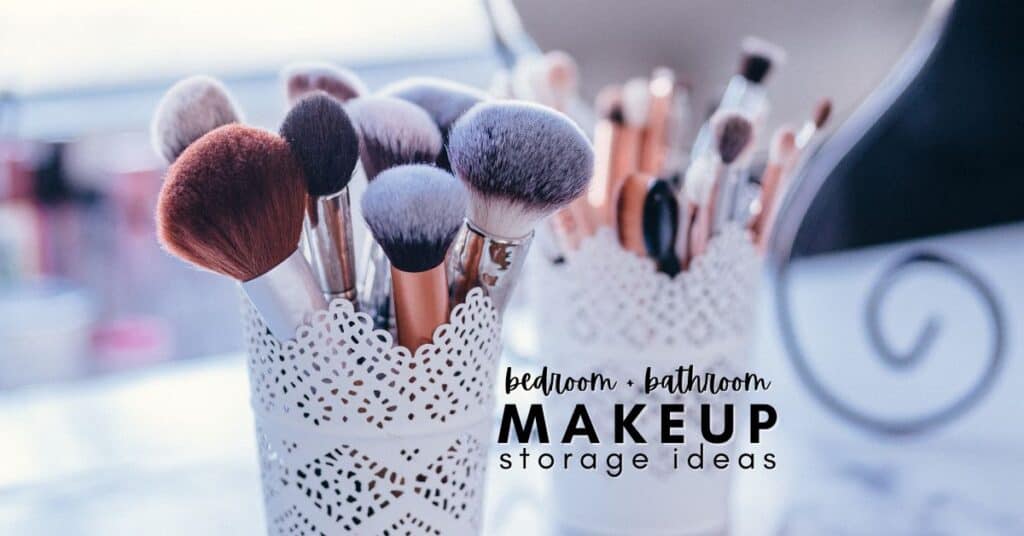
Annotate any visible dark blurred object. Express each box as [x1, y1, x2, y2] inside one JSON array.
[[509, 0, 930, 136], [32, 142, 100, 205], [790, 0, 1024, 257]]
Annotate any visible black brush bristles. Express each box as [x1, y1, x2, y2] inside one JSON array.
[[345, 96, 443, 181], [739, 36, 785, 84], [447, 101, 594, 238], [361, 164, 468, 273], [712, 111, 754, 165], [279, 92, 359, 197], [379, 77, 489, 171]]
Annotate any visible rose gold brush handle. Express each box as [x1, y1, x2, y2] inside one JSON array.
[[588, 120, 623, 227], [549, 199, 595, 253], [617, 173, 652, 256], [639, 77, 673, 176], [391, 264, 448, 351]]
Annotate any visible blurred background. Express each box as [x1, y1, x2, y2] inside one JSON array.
[[14, 0, 1024, 534], [0, 0, 929, 386]]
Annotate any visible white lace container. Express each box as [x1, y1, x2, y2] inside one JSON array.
[[242, 287, 501, 535], [529, 226, 760, 535]]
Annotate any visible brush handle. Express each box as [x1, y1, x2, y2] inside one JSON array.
[[242, 249, 328, 340], [711, 167, 740, 235], [358, 236, 393, 330], [391, 264, 448, 351], [304, 189, 357, 302], [690, 76, 767, 161], [448, 221, 532, 313]]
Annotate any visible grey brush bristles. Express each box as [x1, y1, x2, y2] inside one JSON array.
[[378, 77, 488, 171], [447, 101, 594, 239], [150, 75, 242, 164], [281, 61, 366, 105], [345, 96, 443, 181], [361, 164, 468, 273], [279, 92, 359, 197], [711, 111, 754, 165]]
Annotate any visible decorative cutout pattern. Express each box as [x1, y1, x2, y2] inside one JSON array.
[[245, 287, 499, 535], [244, 287, 500, 434], [413, 438, 485, 520], [532, 226, 760, 478], [381, 512, 443, 535], [531, 226, 759, 358]]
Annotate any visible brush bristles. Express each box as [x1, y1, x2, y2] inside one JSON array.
[[156, 124, 305, 282], [379, 77, 488, 136], [378, 77, 488, 172], [739, 37, 786, 84], [711, 111, 753, 165], [769, 126, 798, 164], [346, 96, 443, 180], [282, 62, 366, 104], [279, 92, 359, 197], [545, 50, 579, 96], [448, 101, 594, 238], [622, 77, 651, 127], [814, 98, 833, 128], [361, 164, 467, 272], [151, 75, 242, 164], [596, 85, 625, 124]]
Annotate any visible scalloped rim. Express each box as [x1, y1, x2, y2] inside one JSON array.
[[264, 286, 498, 353]]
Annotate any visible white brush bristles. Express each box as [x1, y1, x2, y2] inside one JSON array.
[[150, 75, 242, 164]]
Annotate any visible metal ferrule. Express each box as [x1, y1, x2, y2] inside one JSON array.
[[304, 189, 357, 303], [242, 249, 328, 340], [448, 220, 533, 313], [358, 236, 393, 331]]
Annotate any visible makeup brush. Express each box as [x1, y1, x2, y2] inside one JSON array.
[[281, 61, 366, 106], [616, 173, 652, 256], [150, 75, 242, 164], [642, 179, 681, 276], [378, 77, 488, 171], [639, 68, 675, 176], [795, 98, 832, 149], [617, 173, 680, 274], [447, 101, 593, 311], [361, 164, 467, 350], [587, 86, 626, 226], [543, 50, 595, 134], [675, 153, 716, 266], [279, 92, 360, 302], [345, 96, 442, 180], [688, 112, 753, 257], [619, 77, 650, 178], [664, 80, 693, 184], [544, 50, 579, 113], [753, 126, 798, 249], [709, 111, 755, 234], [346, 96, 443, 329], [690, 36, 785, 160], [156, 124, 325, 339]]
